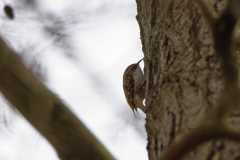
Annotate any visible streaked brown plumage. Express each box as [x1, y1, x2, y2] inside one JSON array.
[[123, 59, 146, 116]]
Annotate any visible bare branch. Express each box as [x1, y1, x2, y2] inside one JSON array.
[[194, 0, 216, 29], [160, 121, 240, 160], [213, 0, 240, 88], [0, 37, 114, 160]]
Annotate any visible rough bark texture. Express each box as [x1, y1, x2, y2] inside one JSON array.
[[135, 0, 240, 159]]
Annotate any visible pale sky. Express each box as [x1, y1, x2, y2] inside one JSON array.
[[0, 0, 147, 160]]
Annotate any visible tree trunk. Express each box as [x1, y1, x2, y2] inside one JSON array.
[[136, 0, 240, 159]]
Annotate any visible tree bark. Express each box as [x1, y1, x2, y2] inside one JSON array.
[[136, 0, 240, 159]]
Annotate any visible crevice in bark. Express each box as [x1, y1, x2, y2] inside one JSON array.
[[206, 150, 215, 160], [169, 112, 176, 144], [150, 0, 157, 27]]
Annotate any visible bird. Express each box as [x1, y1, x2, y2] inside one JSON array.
[[123, 58, 146, 116]]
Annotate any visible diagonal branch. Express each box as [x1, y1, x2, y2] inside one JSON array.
[[0, 37, 114, 160], [194, 0, 216, 29], [160, 120, 240, 160]]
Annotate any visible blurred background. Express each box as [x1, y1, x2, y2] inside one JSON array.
[[0, 0, 147, 159]]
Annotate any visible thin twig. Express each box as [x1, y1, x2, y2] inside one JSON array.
[[160, 121, 240, 160], [194, 0, 216, 30]]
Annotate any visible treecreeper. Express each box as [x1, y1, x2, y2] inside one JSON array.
[[123, 58, 146, 116]]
